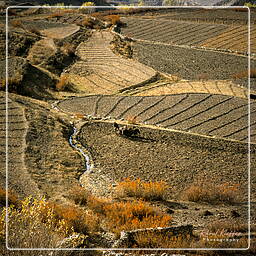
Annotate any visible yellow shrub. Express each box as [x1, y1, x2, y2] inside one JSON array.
[[115, 178, 168, 201], [0, 197, 72, 248]]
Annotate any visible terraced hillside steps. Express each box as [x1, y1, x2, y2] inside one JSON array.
[[123, 78, 249, 98], [57, 94, 255, 143], [66, 31, 157, 94], [121, 18, 254, 54], [0, 93, 40, 197]]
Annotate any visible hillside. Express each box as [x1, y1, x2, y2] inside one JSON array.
[[0, 6, 255, 254]]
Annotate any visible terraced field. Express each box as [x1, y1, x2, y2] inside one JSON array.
[[66, 31, 157, 94], [0, 93, 40, 197], [123, 78, 249, 98], [121, 18, 254, 54], [58, 94, 255, 143], [153, 8, 254, 25]]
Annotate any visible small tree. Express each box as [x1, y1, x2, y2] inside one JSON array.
[[80, 2, 95, 14]]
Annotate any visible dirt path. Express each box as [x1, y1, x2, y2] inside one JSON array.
[[66, 30, 157, 94]]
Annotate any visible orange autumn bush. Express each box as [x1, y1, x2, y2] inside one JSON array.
[[103, 200, 171, 236], [115, 178, 168, 201]]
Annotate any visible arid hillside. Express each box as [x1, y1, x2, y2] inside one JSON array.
[[0, 6, 255, 254]]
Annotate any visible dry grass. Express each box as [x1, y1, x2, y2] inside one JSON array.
[[207, 220, 250, 233], [133, 232, 192, 248], [103, 200, 172, 236], [182, 182, 241, 204], [56, 75, 68, 91], [115, 178, 168, 201]]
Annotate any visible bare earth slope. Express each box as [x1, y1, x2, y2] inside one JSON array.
[[0, 92, 84, 202]]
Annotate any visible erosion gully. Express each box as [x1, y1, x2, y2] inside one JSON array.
[[51, 100, 94, 179]]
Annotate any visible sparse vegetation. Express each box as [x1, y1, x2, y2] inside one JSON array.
[[182, 182, 241, 204], [115, 178, 168, 201], [56, 75, 69, 91], [10, 19, 23, 28], [133, 232, 192, 248]]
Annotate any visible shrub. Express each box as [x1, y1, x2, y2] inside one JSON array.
[[182, 182, 241, 204], [68, 185, 89, 206], [56, 75, 68, 91], [48, 203, 89, 234], [126, 115, 139, 125], [104, 15, 121, 25], [196, 73, 209, 81], [61, 43, 76, 56], [0, 187, 19, 207], [10, 19, 23, 28], [74, 112, 86, 119], [115, 178, 168, 201], [8, 9, 17, 16], [0, 77, 21, 92], [0, 197, 71, 248], [81, 17, 95, 28], [103, 200, 172, 236], [87, 194, 110, 215]]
